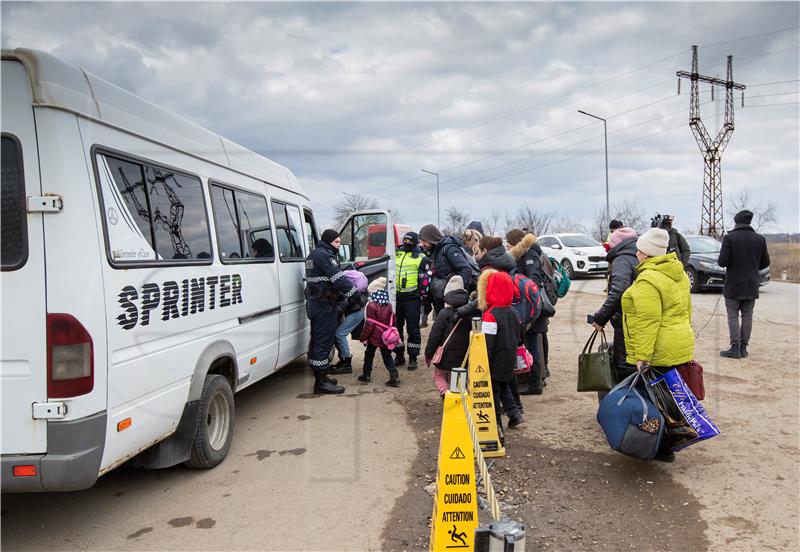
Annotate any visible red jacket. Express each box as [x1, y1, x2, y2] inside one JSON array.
[[480, 271, 521, 383], [360, 301, 394, 347]]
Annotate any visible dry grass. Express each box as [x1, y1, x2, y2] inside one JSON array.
[[769, 242, 800, 281]]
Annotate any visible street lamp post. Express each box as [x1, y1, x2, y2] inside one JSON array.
[[578, 109, 610, 231], [421, 169, 440, 227]]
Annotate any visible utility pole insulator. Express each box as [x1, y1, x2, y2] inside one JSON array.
[[676, 46, 746, 239]]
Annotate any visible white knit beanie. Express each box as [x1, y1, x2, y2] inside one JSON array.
[[367, 276, 387, 295], [444, 275, 465, 296], [637, 228, 669, 258]]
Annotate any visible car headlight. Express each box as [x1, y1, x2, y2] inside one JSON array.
[[572, 249, 587, 256], [699, 261, 724, 271]]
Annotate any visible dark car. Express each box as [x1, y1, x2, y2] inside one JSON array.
[[684, 235, 770, 293]]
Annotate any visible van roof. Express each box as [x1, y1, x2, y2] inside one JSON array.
[[2, 47, 306, 199]]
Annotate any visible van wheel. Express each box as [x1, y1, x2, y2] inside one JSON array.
[[185, 374, 234, 469]]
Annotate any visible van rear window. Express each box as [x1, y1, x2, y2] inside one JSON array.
[[96, 152, 212, 263], [1, 135, 28, 271]]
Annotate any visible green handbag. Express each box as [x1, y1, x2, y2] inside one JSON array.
[[577, 329, 615, 392]]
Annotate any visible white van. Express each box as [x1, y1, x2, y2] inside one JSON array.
[[0, 48, 402, 492]]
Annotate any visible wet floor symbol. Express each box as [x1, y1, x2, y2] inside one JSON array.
[[447, 525, 468, 548], [477, 410, 490, 423]]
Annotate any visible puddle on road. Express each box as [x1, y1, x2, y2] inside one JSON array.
[[126, 527, 153, 539], [168, 517, 194, 528], [195, 518, 216, 529]]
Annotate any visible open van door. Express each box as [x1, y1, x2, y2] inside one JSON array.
[[338, 210, 396, 304]]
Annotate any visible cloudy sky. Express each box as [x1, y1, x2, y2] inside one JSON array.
[[3, 1, 798, 234]]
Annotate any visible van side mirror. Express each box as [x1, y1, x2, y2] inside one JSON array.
[[551, 243, 562, 250], [338, 244, 351, 262]]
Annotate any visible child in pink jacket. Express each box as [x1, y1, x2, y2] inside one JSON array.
[[358, 278, 400, 386]]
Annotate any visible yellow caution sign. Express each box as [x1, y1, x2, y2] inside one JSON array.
[[467, 332, 506, 458], [430, 391, 478, 552]]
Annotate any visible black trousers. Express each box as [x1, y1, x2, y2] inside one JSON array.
[[363, 345, 397, 377], [395, 296, 422, 359], [306, 298, 337, 374], [520, 329, 546, 391], [492, 379, 519, 427]]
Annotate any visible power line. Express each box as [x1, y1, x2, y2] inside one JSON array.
[[389, 101, 716, 208], [365, 93, 683, 198], [699, 25, 800, 49], [742, 102, 800, 108], [395, 95, 683, 197], [390, 120, 693, 209]]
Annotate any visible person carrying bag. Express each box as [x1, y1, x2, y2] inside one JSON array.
[[577, 329, 615, 392]]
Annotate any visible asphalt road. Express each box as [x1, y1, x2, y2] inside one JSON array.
[[571, 276, 799, 325], [1, 364, 416, 551]]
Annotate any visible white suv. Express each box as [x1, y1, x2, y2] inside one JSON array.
[[537, 233, 608, 278]]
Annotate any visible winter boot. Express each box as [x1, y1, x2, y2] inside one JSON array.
[[320, 369, 338, 385], [420, 312, 428, 328], [508, 410, 525, 428], [394, 354, 406, 367], [314, 373, 345, 395], [407, 357, 418, 371], [720, 344, 742, 359], [740, 342, 749, 358], [358, 365, 372, 383], [386, 372, 400, 387], [330, 357, 353, 375]]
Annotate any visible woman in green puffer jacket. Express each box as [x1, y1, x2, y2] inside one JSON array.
[[622, 228, 695, 370], [621, 228, 694, 463]]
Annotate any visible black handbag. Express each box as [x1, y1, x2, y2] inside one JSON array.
[[577, 329, 615, 392], [430, 276, 448, 300]]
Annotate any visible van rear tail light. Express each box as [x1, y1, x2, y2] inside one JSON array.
[[13, 465, 37, 477], [47, 314, 94, 398]]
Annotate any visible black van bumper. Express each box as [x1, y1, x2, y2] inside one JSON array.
[[2, 411, 106, 492]]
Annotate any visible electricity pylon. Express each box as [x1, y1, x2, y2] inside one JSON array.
[[677, 45, 745, 238]]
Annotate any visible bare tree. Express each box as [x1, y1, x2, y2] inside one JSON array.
[[332, 193, 379, 228], [508, 206, 557, 236], [442, 207, 471, 236], [483, 210, 502, 237], [332, 193, 405, 228], [727, 187, 778, 232], [590, 199, 649, 241], [551, 215, 588, 235]]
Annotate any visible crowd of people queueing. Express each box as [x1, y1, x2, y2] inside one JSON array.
[[303, 209, 770, 457]]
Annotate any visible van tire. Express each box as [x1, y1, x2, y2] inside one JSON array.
[[185, 374, 234, 469]]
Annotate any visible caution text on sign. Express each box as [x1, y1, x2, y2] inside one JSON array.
[[467, 332, 505, 458], [430, 393, 478, 551]]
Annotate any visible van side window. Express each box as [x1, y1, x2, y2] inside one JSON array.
[[271, 200, 304, 261], [210, 183, 274, 262], [96, 152, 212, 263], [1, 135, 28, 271], [303, 209, 317, 253]]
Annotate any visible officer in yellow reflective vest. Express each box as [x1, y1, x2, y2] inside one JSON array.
[[394, 232, 430, 370]]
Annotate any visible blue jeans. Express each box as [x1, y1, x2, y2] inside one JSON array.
[[335, 310, 364, 359]]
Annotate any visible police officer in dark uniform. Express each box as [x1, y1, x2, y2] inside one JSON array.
[[394, 232, 430, 370], [305, 229, 357, 394]]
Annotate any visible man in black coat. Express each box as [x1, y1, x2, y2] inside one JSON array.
[[419, 224, 476, 313], [718, 210, 770, 359]]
